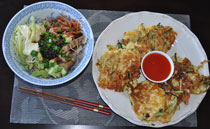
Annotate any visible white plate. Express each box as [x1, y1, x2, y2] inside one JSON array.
[[92, 11, 209, 127]]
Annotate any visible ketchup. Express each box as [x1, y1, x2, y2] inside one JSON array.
[[142, 53, 171, 81]]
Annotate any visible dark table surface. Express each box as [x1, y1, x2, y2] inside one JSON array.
[[1, 0, 210, 129]]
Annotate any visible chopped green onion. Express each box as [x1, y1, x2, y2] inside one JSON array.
[[53, 46, 59, 51], [56, 36, 60, 40], [130, 101, 133, 106], [30, 50, 38, 57], [147, 30, 150, 38], [155, 112, 165, 117], [174, 90, 184, 94], [170, 96, 177, 114], [59, 49, 63, 55], [44, 24, 48, 28], [166, 28, 172, 33], [55, 66, 62, 73], [61, 53, 72, 61], [54, 19, 57, 22], [185, 70, 193, 73], [137, 36, 142, 41], [41, 70, 48, 78], [44, 31, 49, 36], [157, 22, 161, 26], [128, 72, 130, 79], [47, 43, 51, 47], [174, 53, 177, 62], [162, 42, 166, 49], [60, 33, 64, 37], [57, 30, 62, 33], [32, 69, 42, 77], [65, 56, 72, 62], [49, 62, 55, 67], [44, 62, 49, 68], [117, 42, 123, 48]]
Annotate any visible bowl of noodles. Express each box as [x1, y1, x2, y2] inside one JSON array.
[[2, 1, 94, 86]]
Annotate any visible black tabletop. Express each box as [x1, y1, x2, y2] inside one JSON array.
[[1, 0, 210, 129]]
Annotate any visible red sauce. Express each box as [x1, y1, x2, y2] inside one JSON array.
[[142, 53, 171, 81]]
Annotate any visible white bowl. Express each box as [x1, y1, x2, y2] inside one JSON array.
[[141, 51, 174, 83], [2, 1, 94, 86]]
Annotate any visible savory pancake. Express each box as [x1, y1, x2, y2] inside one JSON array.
[[96, 48, 141, 92], [129, 55, 210, 123], [122, 23, 177, 53], [159, 55, 193, 104], [129, 80, 166, 121], [146, 24, 177, 52], [160, 55, 210, 104], [124, 41, 150, 63], [156, 93, 178, 123], [122, 24, 148, 44], [129, 80, 179, 123], [171, 55, 210, 94]]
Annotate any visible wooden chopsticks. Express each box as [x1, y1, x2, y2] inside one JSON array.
[[19, 86, 111, 116]]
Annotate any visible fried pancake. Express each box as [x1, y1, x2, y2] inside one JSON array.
[[171, 55, 210, 94], [124, 42, 150, 63], [122, 24, 147, 44], [156, 93, 178, 123], [122, 24, 177, 53], [97, 49, 141, 92], [160, 55, 210, 104], [129, 80, 179, 123], [129, 80, 166, 121], [129, 55, 209, 123], [146, 25, 177, 52]]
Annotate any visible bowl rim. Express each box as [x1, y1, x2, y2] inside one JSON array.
[[2, 1, 94, 86], [141, 51, 174, 83]]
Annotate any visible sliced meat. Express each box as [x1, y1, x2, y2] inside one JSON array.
[[59, 60, 75, 70], [62, 34, 86, 54]]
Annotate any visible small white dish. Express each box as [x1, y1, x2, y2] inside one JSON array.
[[141, 51, 174, 83]]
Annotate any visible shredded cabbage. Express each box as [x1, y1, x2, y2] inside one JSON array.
[[13, 16, 45, 66]]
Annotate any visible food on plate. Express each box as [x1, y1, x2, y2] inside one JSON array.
[[159, 54, 210, 103], [96, 48, 141, 92], [129, 79, 179, 123], [97, 23, 177, 92], [129, 80, 178, 123], [129, 55, 210, 123], [122, 23, 177, 53], [96, 23, 210, 123], [13, 16, 87, 78], [129, 80, 166, 122]]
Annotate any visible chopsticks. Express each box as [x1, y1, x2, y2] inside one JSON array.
[[19, 86, 111, 116]]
